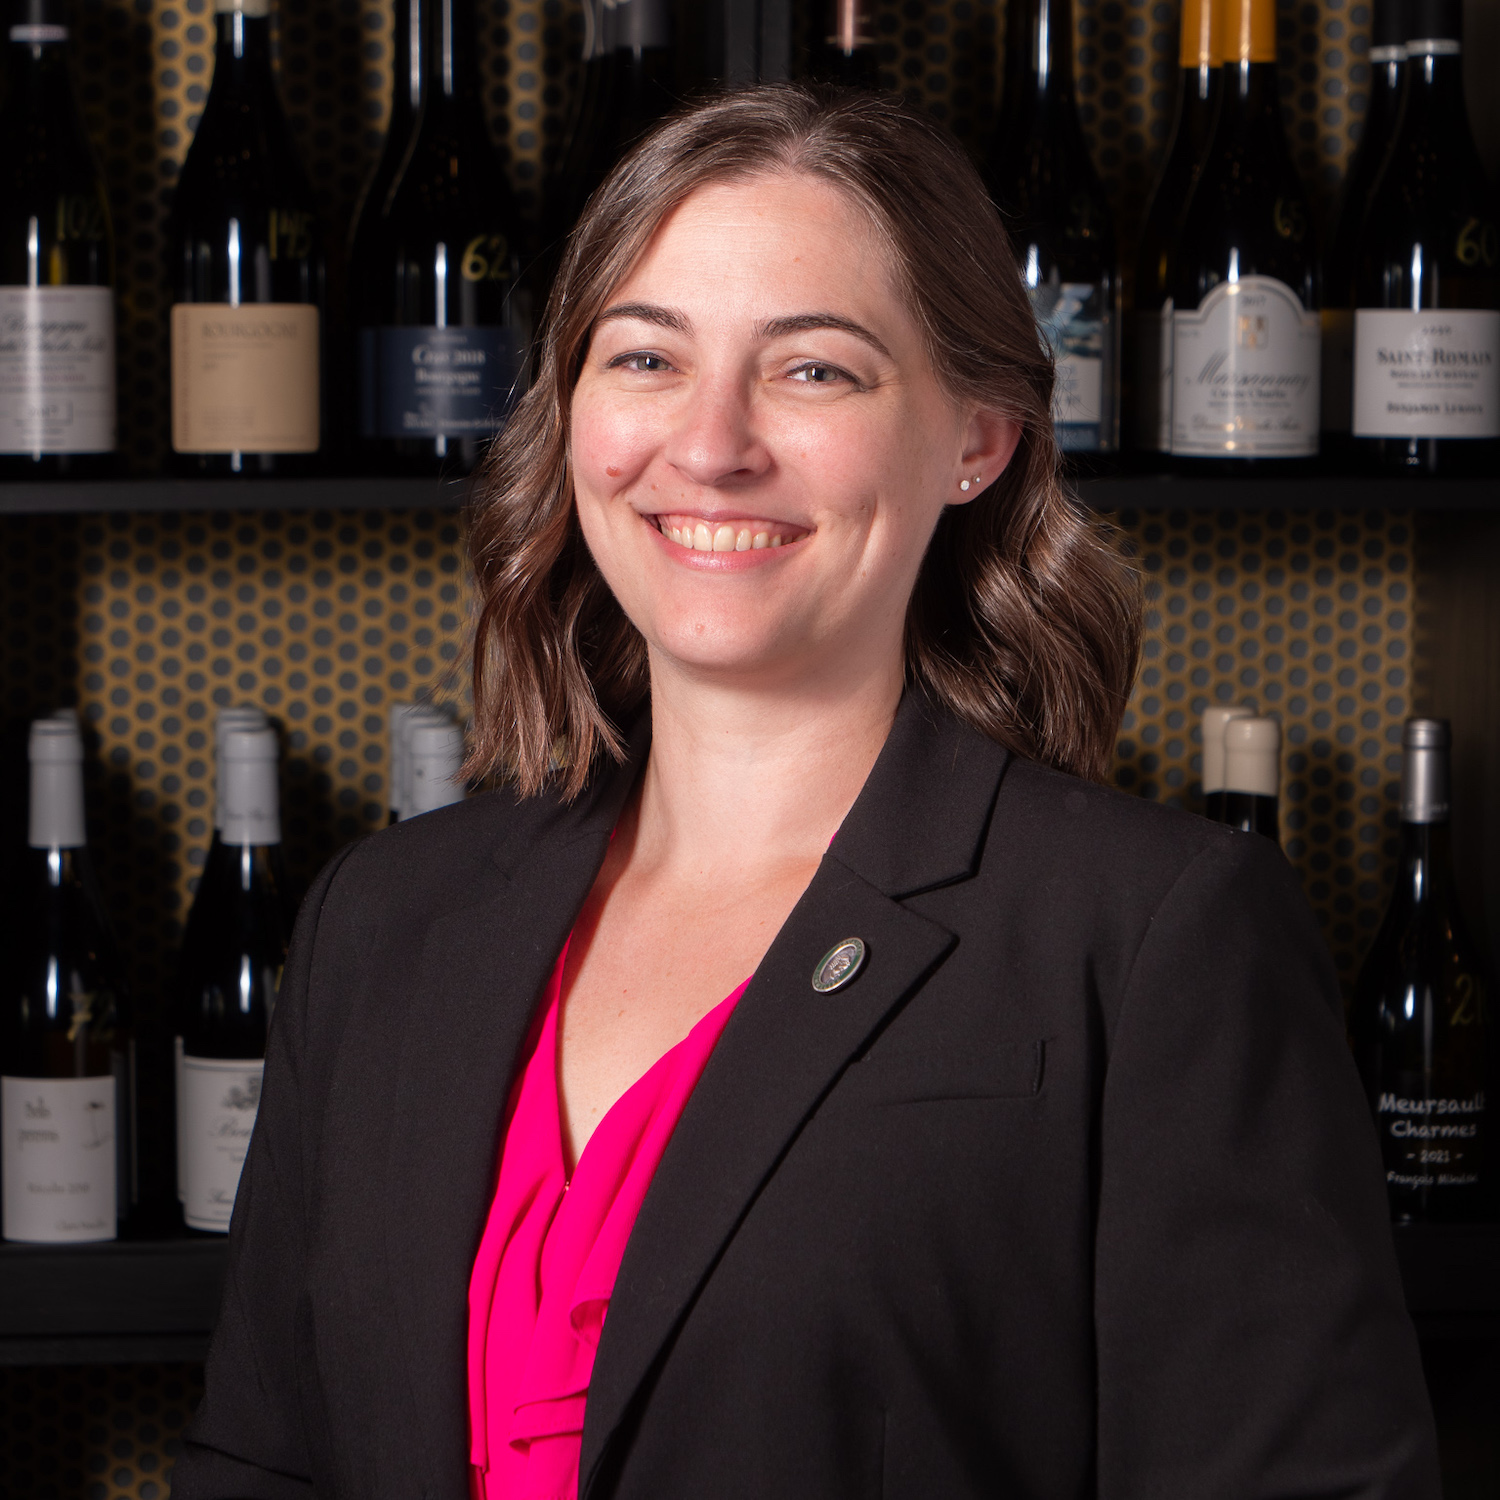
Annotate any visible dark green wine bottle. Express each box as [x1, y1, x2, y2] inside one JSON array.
[[987, 0, 1119, 460], [173, 724, 288, 1234], [352, 0, 530, 477], [1, 718, 134, 1243], [0, 0, 115, 478], [1168, 0, 1320, 469], [1130, 0, 1220, 456], [348, 0, 420, 264], [1319, 0, 1405, 464], [168, 0, 326, 477], [1350, 0, 1500, 476], [1353, 719, 1493, 1222]]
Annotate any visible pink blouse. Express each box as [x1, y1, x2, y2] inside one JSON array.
[[466, 943, 749, 1500]]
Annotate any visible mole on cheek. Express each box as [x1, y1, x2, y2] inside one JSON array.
[[605, 465, 622, 478]]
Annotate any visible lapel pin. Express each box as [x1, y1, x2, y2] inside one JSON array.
[[812, 937, 866, 994]]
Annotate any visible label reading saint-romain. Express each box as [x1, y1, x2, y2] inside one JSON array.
[[2, 1075, 116, 1243], [1375, 1089, 1485, 1195], [178, 1054, 264, 1231], [1031, 282, 1110, 452], [171, 303, 320, 453], [0, 286, 115, 455], [360, 326, 526, 439], [1171, 276, 1320, 456], [1352, 309, 1500, 439]]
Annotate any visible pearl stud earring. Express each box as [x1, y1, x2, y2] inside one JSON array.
[[959, 475, 982, 492]]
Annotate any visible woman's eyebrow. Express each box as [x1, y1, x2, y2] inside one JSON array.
[[595, 302, 691, 333], [756, 313, 891, 359]]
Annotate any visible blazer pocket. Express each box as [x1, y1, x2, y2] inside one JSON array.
[[846, 1038, 1047, 1106]]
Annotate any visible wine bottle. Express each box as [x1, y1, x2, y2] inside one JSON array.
[[1220, 715, 1280, 840], [987, 0, 1119, 460], [1130, 0, 1221, 456], [173, 724, 288, 1233], [352, 0, 530, 477], [168, 0, 325, 477], [348, 0, 420, 263], [1320, 0, 1405, 463], [1353, 718, 1492, 1222], [0, 0, 116, 478], [1169, 0, 1320, 467], [1351, 0, 1500, 476], [409, 720, 466, 816], [1199, 703, 1252, 822], [806, 0, 881, 90], [1, 717, 133, 1243], [548, 0, 612, 246]]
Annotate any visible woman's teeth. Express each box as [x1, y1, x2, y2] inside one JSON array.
[[657, 518, 789, 552]]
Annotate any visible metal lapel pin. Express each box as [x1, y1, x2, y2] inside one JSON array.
[[812, 937, 866, 994]]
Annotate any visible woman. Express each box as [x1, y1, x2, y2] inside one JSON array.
[[173, 88, 1437, 1499]]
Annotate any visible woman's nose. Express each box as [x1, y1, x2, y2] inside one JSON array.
[[661, 376, 771, 491]]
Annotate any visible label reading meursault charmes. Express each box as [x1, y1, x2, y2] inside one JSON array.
[[176, 1046, 264, 1231], [1353, 310, 1500, 438], [0, 286, 115, 455], [1171, 275, 1320, 455], [1375, 1088, 1486, 1195], [2, 1074, 116, 1242]]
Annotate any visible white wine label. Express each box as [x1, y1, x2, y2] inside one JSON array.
[[1375, 1090, 1485, 1193], [1320, 308, 1354, 434], [178, 1054, 263, 1231], [1171, 276, 1320, 456], [171, 302, 320, 454], [2, 1075, 116, 1243], [1352, 309, 1500, 439], [359, 326, 527, 439], [1032, 281, 1114, 452], [1130, 304, 1173, 452], [0, 286, 116, 455]]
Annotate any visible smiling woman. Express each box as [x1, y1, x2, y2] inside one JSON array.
[[172, 87, 1438, 1500]]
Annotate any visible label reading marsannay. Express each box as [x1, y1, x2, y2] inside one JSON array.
[[1171, 276, 1320, 456], [177, 1054, 263, 1231], [0, 286, 115, 455], [1032, 281, 1112, 452], [2, 1075, 117, 1242], [1353, 309, 1500, 438], [1377, 1090, 1485, 1193], [361, 326, 526, 439]]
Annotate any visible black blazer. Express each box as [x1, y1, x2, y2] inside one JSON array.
[[172, 694, 1439, 1500]]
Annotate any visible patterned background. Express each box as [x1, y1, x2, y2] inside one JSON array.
[[0, 0, 1481, 1495]]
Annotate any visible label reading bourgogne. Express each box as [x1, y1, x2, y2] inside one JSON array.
[[1376, 1089, 1486, 1193], [176, 1047, 264, 1231], [1171, 276, 1320, 456]]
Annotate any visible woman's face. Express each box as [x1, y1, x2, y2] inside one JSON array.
[[570, 171, 1018, 695]]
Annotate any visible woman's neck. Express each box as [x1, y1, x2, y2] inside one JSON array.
[[631, 650, 904, 878]]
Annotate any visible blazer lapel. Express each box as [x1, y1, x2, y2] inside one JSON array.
[[581, 694, 1011, 1495], [382, 723, 648, 1498]]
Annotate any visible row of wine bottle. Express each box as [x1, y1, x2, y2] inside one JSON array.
[[990, 0, 1499, 473], [2, 0, 1495, 481], [0, 704, 466, 1241], [1200, 706, 1494, 1221]]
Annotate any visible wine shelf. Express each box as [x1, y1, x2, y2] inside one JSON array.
[[0, 1223, 1492, 1366], [0, 474, 1496, 517]]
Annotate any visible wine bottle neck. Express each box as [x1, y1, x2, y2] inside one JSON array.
[[1026, 0, 1078, 102], [1218, 59, 1284, 125], [210, 9, 276, 94], [4, 30, 73, 102], [617, 0, 672, 55], [1394, 820, 1456, 909], [422, 0, 482, 108], [392, 0, 420, 123], [1398, 47, 1471, 137]]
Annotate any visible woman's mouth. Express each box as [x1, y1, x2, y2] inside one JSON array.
[[652, 514, 810, 553]]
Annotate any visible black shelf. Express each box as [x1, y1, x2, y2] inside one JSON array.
[[0, 476, 471, 516], [0, 1222, 1493, 1366], [0, 474, 1496, 517]]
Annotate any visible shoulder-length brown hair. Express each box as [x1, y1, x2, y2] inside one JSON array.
[[466, 84, 1139, 800]]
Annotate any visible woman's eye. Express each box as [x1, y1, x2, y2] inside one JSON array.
[[610, 352, 674, 374], [788, 362, 849, 386]]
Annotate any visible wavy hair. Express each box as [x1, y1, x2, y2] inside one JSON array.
[[466, 84, 1140, 798]]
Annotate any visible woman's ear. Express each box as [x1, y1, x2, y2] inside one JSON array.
[[951, 408, 1023, 504]]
